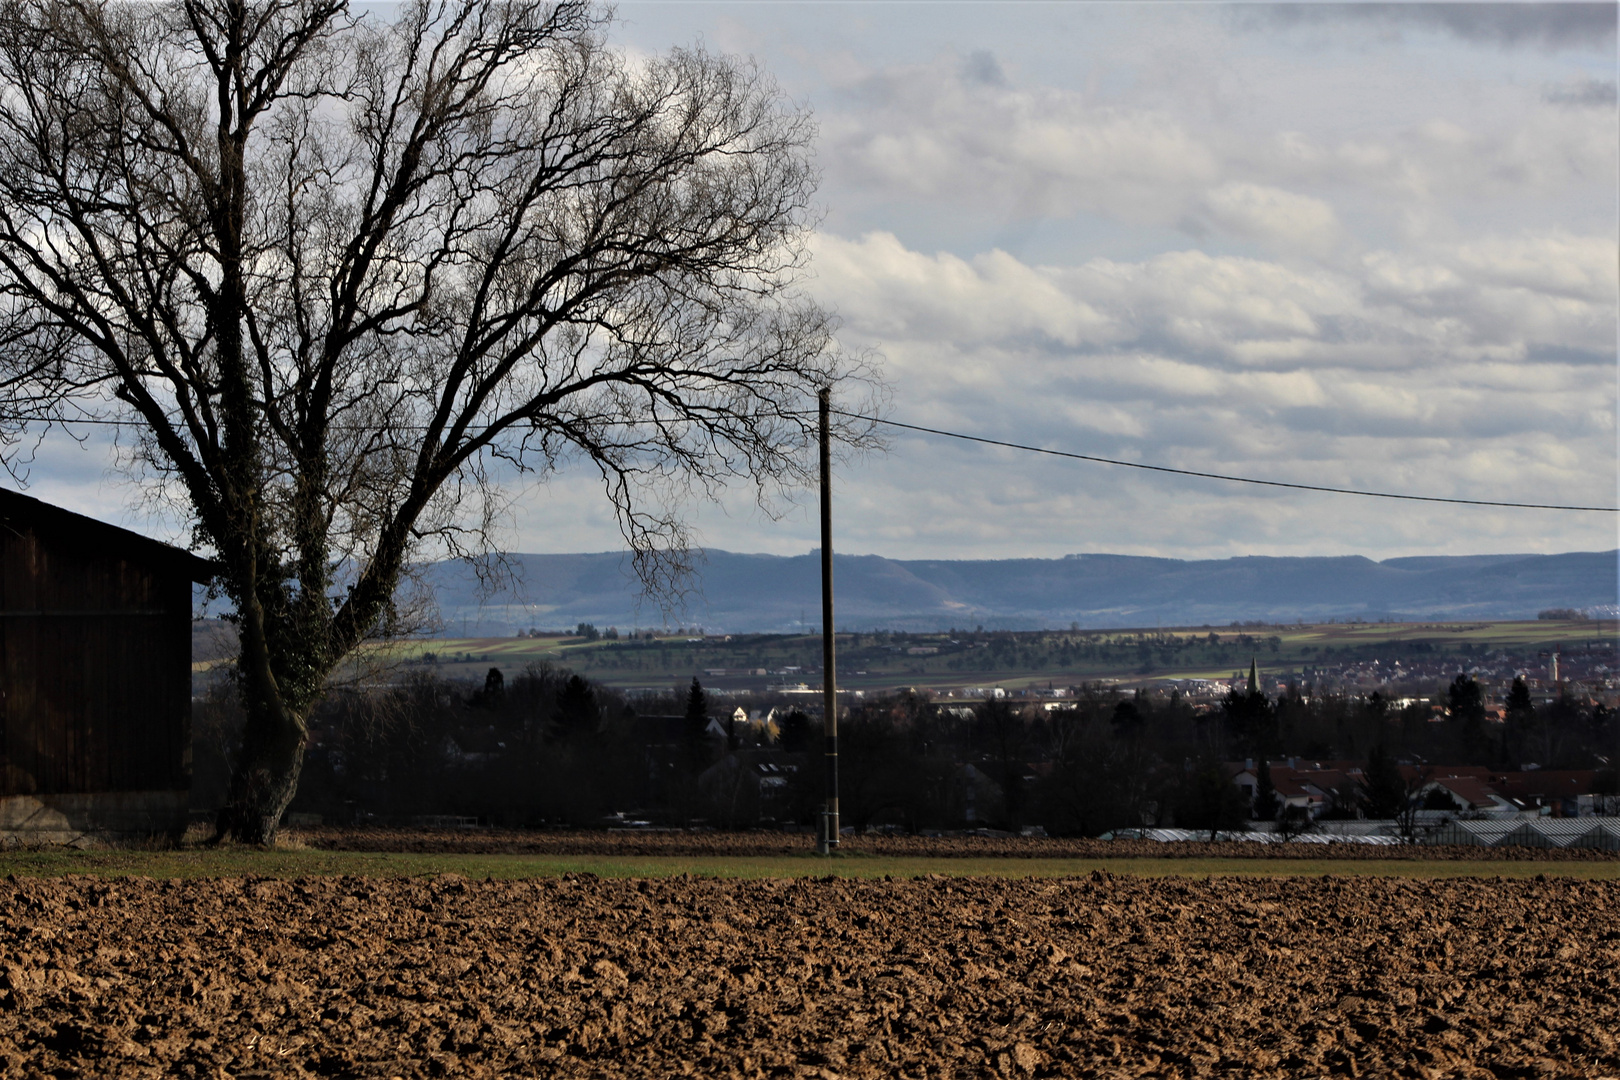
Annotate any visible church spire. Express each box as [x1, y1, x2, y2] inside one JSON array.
[[1247, 656, 1259, 695]]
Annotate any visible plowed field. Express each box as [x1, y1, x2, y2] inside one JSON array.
[[2, 872, 1616, 1078]]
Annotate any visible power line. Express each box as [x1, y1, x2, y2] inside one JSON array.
[[34, 409, 1619, 512], [844, 412, 1619, 514]]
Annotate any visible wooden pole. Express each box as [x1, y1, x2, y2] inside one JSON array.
[[818, 387, 839, 853]]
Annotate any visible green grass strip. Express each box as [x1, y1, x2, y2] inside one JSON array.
[[3, 850, 1618, 881]]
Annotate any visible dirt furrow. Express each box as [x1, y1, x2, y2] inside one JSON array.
[[2, 873, 1615, 1078]]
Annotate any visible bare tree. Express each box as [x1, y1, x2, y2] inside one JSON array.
[[0, 0, 878, 842], [1393, 764, 1433, 845], [1274, 803, 1313, 843]]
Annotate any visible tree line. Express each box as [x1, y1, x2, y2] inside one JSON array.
[[193, 663, 1618, 836]]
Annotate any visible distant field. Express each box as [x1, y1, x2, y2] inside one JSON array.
[[291, 617, 1616, 693]]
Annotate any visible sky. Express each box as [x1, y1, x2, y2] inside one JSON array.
[[13, 1, 1620, 565]]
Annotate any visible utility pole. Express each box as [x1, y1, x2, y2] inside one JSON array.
[[817, 387, 840, 854]]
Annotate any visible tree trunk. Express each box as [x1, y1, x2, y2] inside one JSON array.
[[214, 606, 312, 845], [216, 698, 309, 845]]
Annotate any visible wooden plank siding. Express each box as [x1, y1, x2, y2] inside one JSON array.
[[0, 489, 211, 799]]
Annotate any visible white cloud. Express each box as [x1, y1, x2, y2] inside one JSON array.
[[1360, 236, 1617, 356], [816, 228, 1617, 380], [792, 22, 1619, 299], [792, 227, 1616, 558], [15, 4, 1616, 567], [821, 59, 1223, 225], [1192, 182, 1343, 255], [1066, 250, 1346, 355], [1452, 233, 1618, 302], [808, 231, 1120, 347]]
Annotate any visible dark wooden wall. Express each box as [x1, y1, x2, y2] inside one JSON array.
[[1, 522, 192, 796]]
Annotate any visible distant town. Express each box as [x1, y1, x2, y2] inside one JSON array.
[[185, 613, 1620, 843], [260, 613, 1616, 703]]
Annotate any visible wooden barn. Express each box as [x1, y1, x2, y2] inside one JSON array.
[[1, 488, 213, 844]]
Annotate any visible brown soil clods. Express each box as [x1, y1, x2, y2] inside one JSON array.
[[2, 874, 1617, 1078]]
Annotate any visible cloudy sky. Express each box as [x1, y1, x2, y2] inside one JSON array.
[[16, 1, 1620, 564]]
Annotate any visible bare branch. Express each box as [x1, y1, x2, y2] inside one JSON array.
[[0, 0, 884, 841]]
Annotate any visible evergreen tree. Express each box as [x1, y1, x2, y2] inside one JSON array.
[[1362, 742, 1406, 820], [1111, 698, 1145, 740], [1448, 673, 1488, 761], [481, 667, 506, 707], [1253, 759, 1280, 821], [1448, 674, 1486, 726], [1500, 675, 1537, 767], [553, 675, 601, 739], [778, 708, 813, 752], [682, 678, 711, 752], [1505, 676, 1535, 725], [1222, 686, 1277, 759]]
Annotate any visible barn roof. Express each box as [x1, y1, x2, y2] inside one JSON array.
[[0, 487, 216, 584]]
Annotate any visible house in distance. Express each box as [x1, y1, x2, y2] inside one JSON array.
[[1, 488, 212, 844]]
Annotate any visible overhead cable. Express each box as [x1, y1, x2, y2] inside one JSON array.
[[841, 411, 1619, 514], [32, 409, 1620, 512]]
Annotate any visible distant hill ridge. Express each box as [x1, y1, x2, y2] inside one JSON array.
[[422, 548, 1620, 635]]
